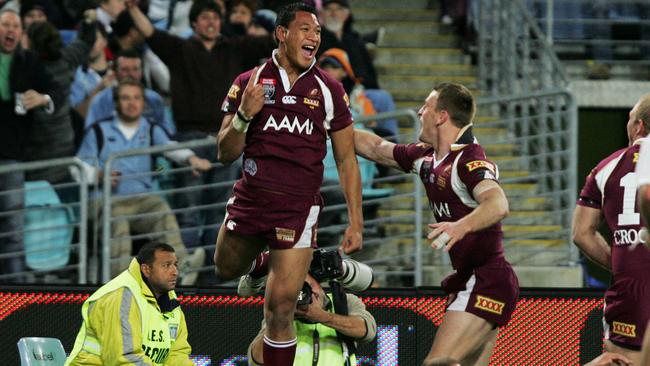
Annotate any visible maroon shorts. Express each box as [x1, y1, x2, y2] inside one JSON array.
[[442, 258, 519, 327], [223, 180, 324, 250], [603, 271, 650, 349]]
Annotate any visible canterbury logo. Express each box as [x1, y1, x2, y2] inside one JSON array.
[[282, 95, 297, 104], [474, 295, 504, 315], [612, 321, 636, 337]]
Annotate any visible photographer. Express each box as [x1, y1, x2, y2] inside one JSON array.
[[246, 251, 377, 366]]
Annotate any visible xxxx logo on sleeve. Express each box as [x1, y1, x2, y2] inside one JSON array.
[[474, 295, 505, 315], [612, 321, 637, 338]]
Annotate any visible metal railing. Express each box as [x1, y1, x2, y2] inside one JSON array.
[[0, 157, 89, 283], [477, 89, 579, 264], [475, 0, 579, 265], [323, 110, 424, 286], [101, 138, 219, 282], [476, 0, 569, 95]]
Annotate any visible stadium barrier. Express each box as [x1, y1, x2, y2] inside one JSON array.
[[0, 286, 606, 365], [0, 157, 90, 284]]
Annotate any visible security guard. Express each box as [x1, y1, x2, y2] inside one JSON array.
[[247, 274, 377, 365], [65, 242, 194, 365]]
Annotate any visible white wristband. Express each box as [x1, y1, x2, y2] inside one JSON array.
[[232, 113, 250, 133]]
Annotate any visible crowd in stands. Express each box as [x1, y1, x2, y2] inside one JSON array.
[[0, 0, 397, 283]]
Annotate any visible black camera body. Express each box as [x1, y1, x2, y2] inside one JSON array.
[[309, 249, 345, 283], [296, 282, 313, 306]]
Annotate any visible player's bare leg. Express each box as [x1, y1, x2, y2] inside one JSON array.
[[423, 310, 496, 366], [214, 224, 267, 280], [263, 247, 313, 366], [462, 327, 498, 366], [604, 339, 641, 365]]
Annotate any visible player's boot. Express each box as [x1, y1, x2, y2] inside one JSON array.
[[237, 274, 267, 297]]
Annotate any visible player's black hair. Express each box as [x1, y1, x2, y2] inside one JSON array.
[[136, 242, 175, 266], [275, 2, 317, 29]]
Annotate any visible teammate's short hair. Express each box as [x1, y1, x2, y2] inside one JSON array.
[[275, 2, 317, 29], [136, 242, 175, 266], [434, 83, 476, 128], [634, 93, 650, 135], [189, 0, 223, 25], [113, 78, 145, 103]]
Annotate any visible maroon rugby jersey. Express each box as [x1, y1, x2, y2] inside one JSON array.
[[393, 126, 505, 270], [577, 140, 650, 274], [222, 50, 353, 196]]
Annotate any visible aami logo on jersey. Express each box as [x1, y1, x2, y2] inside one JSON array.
[[431, 201, 451, 218], [474, 295, 505, 315], [263, 115, 314, 135], [613, 321, 636, 338]]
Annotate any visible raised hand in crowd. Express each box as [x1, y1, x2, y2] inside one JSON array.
[[188, 156, 212, 177], [20, 90, 51, 111]]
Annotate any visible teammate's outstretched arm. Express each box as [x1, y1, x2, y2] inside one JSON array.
[[571, 205, 611, 269], [331, 125, 363, 254], [217, 68, 264, 164], [428, 180, 508, 251], [353, 128, 400, 169]]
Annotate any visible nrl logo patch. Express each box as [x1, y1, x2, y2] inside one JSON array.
[[261, 78, 276, 104]]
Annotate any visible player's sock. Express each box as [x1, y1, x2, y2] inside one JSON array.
[[247, 251, 269, 279], [263, 335, 296, 366]]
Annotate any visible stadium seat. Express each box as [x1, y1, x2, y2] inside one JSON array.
[[59, 30, 77, 46], [23, 181, 74, 271], [17, 337, 66, 366]]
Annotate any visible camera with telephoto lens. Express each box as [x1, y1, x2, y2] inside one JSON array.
[[309, 249, 374, 292]]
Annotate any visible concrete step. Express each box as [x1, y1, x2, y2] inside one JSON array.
[[502, 225, 563, 238], [351, 0, 431, 9], [510, 197, 553, 211], [375, 48, 468, 65], [379, 75, 478, 90], [377, 63, 475, 77], [380, 34, 457, 48], [481, 143, 518, 156], [491, 156, 524, 170], [504, 211, 562, 225], [506, 246, 571, 266], [502, 183, 538, 196], [563, 60, 650, 81], [507, 238, 567, 247], [352, 7, 438, 21], [387, 87, 480, 103]]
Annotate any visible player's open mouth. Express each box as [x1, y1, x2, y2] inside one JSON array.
[[301, 45, 316, 59]]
